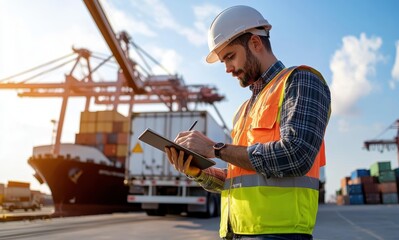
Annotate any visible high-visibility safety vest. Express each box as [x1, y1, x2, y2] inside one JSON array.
[[220, 66, 328, 237]]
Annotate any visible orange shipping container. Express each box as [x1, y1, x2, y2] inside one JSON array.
[[104, 144, 117, 157], [97, 111, 114, 122], [80, 111, 97, 122], [112, 122, 124, 132], [75, 133, 97, 145], [96, 122, 113, 133], [7, 181, 30, 188], [379, 182, 397, 193], [117, 144, 128, 157], [80, 122, 96, 133], [341, 177, 350, 188], [117, 133, 129, 144], [122, 121, 130, 133]]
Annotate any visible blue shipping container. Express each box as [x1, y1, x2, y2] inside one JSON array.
[[349, 194, 364, 205], [348, 184, 363, 195], [351, 169, 370, 180]]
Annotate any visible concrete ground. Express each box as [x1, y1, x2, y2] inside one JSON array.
[[0, 204, 398, 239]]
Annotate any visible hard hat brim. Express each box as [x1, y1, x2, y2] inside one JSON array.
[[205, 28, 270, 64]]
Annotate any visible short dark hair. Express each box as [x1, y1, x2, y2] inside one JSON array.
[[229, 32, 271, 52]]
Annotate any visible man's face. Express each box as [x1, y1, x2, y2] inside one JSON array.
[[217, 41, 262, 88]]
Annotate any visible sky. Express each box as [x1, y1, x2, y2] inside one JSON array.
[[0, 0, 399, 202]]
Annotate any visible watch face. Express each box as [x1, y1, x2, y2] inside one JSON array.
[[214, 142, 225, 149]]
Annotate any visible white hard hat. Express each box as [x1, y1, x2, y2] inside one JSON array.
[[206, 5, 272, 63]]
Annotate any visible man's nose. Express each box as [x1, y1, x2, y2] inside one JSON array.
[[225, 63, 234, 73]]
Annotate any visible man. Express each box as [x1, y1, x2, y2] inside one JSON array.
[[165, 5, 331, 240]]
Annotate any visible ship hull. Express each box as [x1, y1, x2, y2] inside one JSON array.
[[28, 154, 140, 217]]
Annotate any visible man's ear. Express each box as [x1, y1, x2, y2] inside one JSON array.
[[248, 35, 263, 53]]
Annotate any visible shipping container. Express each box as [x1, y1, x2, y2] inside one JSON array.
[[348, 184, 363, 195], [363, 183, 379, 194], [351, 169, 370, 180], [351, 176, 376, 185], [378, 170, 396, 183], [381, 193, 398, 204], [96, 122, 113, 133], [336, 195, 349, 205], [364, 193, 380, 204], [79, 122, 96, 133], [370, 161, 391, 176], [349, 194, 364, 205], [379, 182, 398, 193], [80, 111, 97, 122], [340, 176, 350, 188]]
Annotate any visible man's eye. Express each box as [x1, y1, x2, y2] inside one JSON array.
[[227, 54, 234, 60]]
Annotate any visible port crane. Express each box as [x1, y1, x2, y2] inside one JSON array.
[[0, 0, 226, 155], [363, 119, 399, 165]]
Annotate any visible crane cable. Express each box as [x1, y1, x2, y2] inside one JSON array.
[[370, 120, 398, 140], [18, 57, 79, 84], [0, 52, 76, 83]]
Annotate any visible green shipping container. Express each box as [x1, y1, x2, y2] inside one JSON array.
[[370, 161, 392, 176], [378, 171, 396, 183]]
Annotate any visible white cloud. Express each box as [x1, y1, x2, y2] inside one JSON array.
[[389, 40, 399, 89], [330, 33, 383, 116], [128, 0, 220, 46], [148, 46, 182, 75], [100, 0, 156, 37]]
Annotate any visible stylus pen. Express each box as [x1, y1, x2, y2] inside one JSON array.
[[188, 120, 198, 131]]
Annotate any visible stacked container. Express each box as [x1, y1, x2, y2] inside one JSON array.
[[336, 176, 350, 205], [371, 161, 398, 204], [351, 170, 380, 204], [348, 169, 371, 204], [76, 111, 130, 166]]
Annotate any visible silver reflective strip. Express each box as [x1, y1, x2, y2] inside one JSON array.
[[224, 174, 319, 190]]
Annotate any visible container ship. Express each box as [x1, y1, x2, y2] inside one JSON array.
[[28, 111, 142, 217]]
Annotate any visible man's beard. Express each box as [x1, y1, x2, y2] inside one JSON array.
[[234, 48, 262, 88]]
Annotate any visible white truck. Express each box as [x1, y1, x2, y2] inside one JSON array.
[[2, 181, 42, 212], [126, 111, 230, 217]]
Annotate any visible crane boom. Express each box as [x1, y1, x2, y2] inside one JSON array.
[[83, 0, 145, 93], [364, 119, 399, 165]]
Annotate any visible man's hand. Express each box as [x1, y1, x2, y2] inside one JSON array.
[[165, 147, 201, 178]]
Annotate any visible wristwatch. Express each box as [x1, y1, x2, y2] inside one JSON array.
[[213, 142, 226, 158]]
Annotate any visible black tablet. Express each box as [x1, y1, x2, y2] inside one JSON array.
[[138, 128, 216, 170]]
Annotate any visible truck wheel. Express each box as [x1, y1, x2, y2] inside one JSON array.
[[205, 194, 217, 218]]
